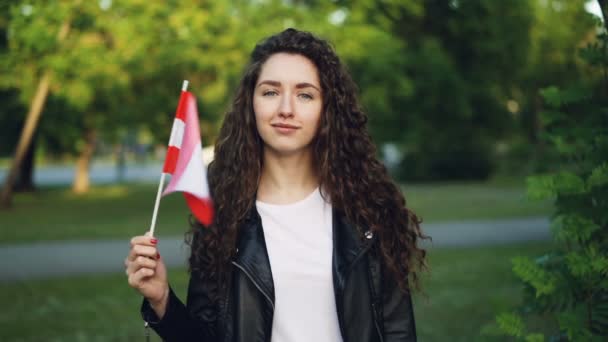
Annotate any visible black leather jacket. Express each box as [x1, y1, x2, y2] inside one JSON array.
[[141, 206, 417, 341]]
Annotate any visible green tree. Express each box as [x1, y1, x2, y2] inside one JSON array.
[[506, 0, 598, 176], [0, 1, 251, 199], [494, 10, 608, 340], [0, 1, 71, 205], [333, 0, 535, 180], [0, 1, 35, 191]]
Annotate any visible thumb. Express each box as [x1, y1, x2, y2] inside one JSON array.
[[144, 231, 153, 237]]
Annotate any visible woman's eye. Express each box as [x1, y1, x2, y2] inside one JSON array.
[[298, 93, 313, 100], [262, 90, 278, 97]]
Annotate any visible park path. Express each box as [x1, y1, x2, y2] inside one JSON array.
[[0, 217, 550, 282], [0, 162, 165, 186]]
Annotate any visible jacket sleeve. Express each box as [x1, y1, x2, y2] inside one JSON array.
[[382, 272, 417, 341], [140, 272, 219, 342]]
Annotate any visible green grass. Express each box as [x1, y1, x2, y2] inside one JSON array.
[[403, 179, 551, 223], [0, 268, 190, 342], [0, 242, 554, 341], [0, 184, 192, 244], [414, 242, 556, 341], [0, 179, 552, 244]]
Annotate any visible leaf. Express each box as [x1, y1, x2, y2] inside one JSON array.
[[540, 86, 562, 108], [512, 256, 557, 297], [551, 214, 600, 243], [590, 290, 608, 336], [539, 109, 566, 126], [527, 174, 556, 200], [558, 85, 591, 105], [525, 333, 545, 342], [540, 85, 590, 111], [527, 171, 585, 199], [553, 172, 586, 196], [558, 311, 593, 341], [548, 135, 578, 156], [588, 163, 608, 188], [579, 42, 605, 66], [565, 251, 594, 278], [496, 312, 525, 338]]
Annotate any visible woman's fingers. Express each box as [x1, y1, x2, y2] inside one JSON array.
[[130, 235, 158, 249], [125, 234, 159, 278], [125, 234, 167, 298], [127, 244, 158, 262], [126, 255, 157, 275], [128, 266, 155, 288], [125, 256, 156, 268]]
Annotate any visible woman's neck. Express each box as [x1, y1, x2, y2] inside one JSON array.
[[257, 148, 319, 205]]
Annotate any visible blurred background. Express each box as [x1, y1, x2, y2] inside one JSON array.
[[1, 0, 607, 341]]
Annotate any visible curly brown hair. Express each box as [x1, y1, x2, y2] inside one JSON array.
[[187, 28, 427, 294]]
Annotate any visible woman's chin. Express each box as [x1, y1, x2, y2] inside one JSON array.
[[264, 144, 312, 157]]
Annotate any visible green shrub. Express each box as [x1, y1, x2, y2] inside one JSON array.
[[494, 17, 608, 341]]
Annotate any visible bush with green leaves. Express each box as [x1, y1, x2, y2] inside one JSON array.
[[494, 18, 608, 341]]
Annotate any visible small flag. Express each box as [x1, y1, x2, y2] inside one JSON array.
[[161, 86, 213, 226]]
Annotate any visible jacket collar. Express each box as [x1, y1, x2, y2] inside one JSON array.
[[235, 203, 376, 306], [234, 205, 275, 305], [332, 208, 375, 294], [332, 208, 364, 277]]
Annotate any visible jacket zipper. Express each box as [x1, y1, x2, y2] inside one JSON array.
[[232, 261, 275, 310], [371, 303, 385, 342], [339, 240, 376, 342], [144, 321, 150, 342], [365, 240, 385, 342]]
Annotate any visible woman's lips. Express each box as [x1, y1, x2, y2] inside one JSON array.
[[271, 123, 300, 134]]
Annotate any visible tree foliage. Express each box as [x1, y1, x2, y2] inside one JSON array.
[[0, 0, 601, 189], [495, 16, 608, 341]]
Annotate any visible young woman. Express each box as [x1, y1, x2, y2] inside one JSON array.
[[125, 28, 427, 342]]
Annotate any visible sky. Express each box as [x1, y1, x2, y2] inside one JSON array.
[[586, 1, 604, 20]]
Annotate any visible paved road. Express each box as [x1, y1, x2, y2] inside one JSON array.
[[0, 162, 165, 186], [0, 217, 550, 282]]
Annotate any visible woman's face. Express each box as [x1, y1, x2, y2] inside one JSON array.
[[253, 53, 323, 156]]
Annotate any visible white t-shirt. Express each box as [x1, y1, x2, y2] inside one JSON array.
[[256, 187, 343, 342]]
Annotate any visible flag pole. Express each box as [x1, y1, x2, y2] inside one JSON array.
[[148, 80, 189, 236]]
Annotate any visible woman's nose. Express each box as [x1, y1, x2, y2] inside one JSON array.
[[278, 93, 294, 118]]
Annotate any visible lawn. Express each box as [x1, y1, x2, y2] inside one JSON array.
[[0, 179, 552, 244], [403, 179, 551, 223], [415, 242, 556, 341], [0, 242, 554, 341], [0, 184, 192, 244]]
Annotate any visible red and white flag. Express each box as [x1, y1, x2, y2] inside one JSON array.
[[161, 86, 213, 226]]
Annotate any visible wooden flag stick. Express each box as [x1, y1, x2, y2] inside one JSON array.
[[148, 80, 189, 236], [148, 172, 166, 236]]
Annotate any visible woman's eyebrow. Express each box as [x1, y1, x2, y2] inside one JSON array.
[[257, 80, 281, 88], [256, 80, 321, 92], [295, 82, 321, 92]]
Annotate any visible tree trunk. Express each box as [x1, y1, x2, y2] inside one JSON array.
[[0, 73, 51, 207], [14, 134, 37, 192], [0, 19, 70, 209], [116, 142, 126, 183], [72, 129, 96, 194]]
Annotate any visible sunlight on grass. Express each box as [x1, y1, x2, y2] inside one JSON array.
[[63, 185, 131, 200]]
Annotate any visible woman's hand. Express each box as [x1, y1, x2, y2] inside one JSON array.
[[125, 232, 169, 317]]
